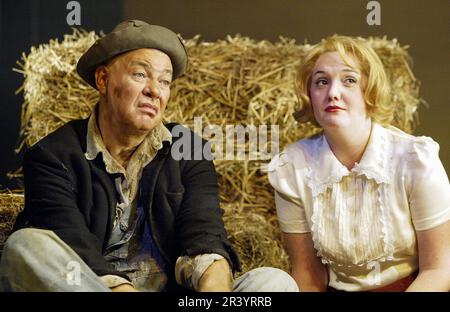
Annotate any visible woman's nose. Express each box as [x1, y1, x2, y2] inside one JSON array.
[[327, 81, 342, 102]]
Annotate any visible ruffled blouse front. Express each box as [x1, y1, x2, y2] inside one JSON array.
[[268, 123, 450, 291]]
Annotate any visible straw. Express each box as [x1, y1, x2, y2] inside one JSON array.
[[2, 30, 422, 272]]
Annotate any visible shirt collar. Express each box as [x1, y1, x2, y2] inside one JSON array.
[[352, 122, 390, 184], [84, 108, 172, 175], [305, 122, 390, 196]]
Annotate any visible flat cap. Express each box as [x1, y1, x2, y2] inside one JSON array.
[[77, 20, 188, 89]]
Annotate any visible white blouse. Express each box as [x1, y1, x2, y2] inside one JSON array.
[[268, 123, 450, 291]]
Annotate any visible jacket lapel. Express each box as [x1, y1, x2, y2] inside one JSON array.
[[141, 123, 174, 211], [140, 141, 171, 262], [88, 156, 117, 247], [72, 116, 118, 248]]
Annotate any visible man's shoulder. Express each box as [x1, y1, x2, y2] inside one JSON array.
[[163, 122, 179, 132], [164, 122, 206, 143], [162, 122, 213, 163], [164, 122, 193, 135], [28, 118, 88, 156]]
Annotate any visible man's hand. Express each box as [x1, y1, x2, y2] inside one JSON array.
[[198, 258, 233, 292], [110, 284, 140, 292]]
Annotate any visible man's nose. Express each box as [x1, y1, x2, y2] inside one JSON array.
[[143, 80, 161, 99], [327, 81, 342, 102]]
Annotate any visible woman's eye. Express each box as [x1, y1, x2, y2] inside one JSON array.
[[345, 77, 357, 84], [315, 79, 327, 87]]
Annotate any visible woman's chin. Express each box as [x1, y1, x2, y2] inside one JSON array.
[[319, 118, 348, 129]]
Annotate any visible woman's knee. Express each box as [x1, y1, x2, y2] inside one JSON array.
[[234, 267, 299, 292]]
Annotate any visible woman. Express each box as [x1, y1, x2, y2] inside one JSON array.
[[268, 35, 450, 291]]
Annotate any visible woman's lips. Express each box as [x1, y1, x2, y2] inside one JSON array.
[[325, 105, 344, 112]]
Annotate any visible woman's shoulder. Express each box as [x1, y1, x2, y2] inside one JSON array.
[[382, 125, 440, 160], [267, 136, 323, 196], [268, 134, 323, 172]]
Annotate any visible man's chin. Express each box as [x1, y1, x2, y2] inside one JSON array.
[[135, 118, 161, 133], [136, 112, 157, 122]]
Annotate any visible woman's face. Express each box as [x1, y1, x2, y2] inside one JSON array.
[[309, 51, 369, 130]]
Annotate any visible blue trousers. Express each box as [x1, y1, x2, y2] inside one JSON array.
[[0, 228, 298, 292]]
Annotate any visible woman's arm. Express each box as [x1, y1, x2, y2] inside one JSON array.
[[406, 221, 450, 292], [283, 232, 328, 291]]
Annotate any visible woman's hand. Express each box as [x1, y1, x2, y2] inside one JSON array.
[[406, 221, 450, 292]]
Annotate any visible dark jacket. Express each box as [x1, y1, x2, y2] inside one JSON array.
[[14, 118, 241, 291]]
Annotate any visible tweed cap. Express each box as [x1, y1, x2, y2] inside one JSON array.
[[77, 20, 188, 89]]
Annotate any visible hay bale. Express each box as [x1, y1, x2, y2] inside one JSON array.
[[9, 30, 422, 272], [13, 29, 100, 152], [223, 203, 290, 274], [367, 37, 423, 133], [0, 192, 24, 257]]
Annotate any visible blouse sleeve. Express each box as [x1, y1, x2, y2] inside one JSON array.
[[268, 148, 310, 233], [407, 137, 450, 231]]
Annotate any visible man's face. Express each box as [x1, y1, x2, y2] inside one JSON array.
[[98, 48, 173, 134]]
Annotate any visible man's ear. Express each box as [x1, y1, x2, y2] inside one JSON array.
[[95, 65, 108, 95]]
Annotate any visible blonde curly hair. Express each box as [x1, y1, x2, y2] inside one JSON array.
[[293, 35, 393, 126]]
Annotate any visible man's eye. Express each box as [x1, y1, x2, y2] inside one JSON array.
[[133, 72, 146, 79], [160, 80, 171, 87]]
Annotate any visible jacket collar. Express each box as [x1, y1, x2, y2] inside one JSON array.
[[84, 106, 172, 175], [305, 123, 390, 196]]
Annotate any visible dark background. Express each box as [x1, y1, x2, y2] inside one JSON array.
[[1, 0, 449, 189], [0, 0, 123, 189]]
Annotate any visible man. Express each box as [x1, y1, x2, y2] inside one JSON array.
[[0, 20, 297, 292]]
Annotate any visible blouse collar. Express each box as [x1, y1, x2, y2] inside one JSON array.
[[305, 122, 391, 196]]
